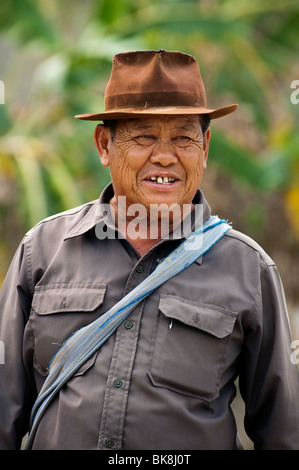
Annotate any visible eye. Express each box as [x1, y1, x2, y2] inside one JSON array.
[[134, 135, 156, 146], [172, 136, 192, 148]]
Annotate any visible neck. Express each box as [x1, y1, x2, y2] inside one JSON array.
[[118, 215, 167, 257], [109, 197, 195, 256], [126, 236, 160, 257]]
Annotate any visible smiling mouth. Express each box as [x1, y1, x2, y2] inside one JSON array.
[[146, 176, 177, 185]]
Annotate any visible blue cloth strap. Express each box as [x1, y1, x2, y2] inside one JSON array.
[[25, 215, 231, 449]]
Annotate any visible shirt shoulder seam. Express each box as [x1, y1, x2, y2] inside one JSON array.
[[22, 201, 96, 294], [224, 229, 275, 270], [24, 200, 96, 236]]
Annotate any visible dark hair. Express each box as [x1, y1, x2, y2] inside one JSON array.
[[199, 114, 211, 136], [103, 114, 210, 140], [103, 120, 118, 141]]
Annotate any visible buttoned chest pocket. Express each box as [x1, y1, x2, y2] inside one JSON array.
[[30, 284, 106, 375], [147, 295, 238, 401]]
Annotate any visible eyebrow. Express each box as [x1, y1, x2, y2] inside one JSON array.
[[133, 123, 197, 133], [130, 117, 201, 134], [176, 124, 194, 132], [133, 124, 155, 131]]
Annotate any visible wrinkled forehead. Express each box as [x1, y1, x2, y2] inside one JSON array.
[[118, 114, 202, 132]]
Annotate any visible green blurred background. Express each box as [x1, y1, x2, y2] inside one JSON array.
[[0, 0, 299, 341]]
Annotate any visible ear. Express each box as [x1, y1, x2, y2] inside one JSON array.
[[202, 128, 211, 169], [94, 124, 111, 167]]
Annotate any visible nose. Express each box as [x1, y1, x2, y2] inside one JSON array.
[[149, 139, 178, 166]]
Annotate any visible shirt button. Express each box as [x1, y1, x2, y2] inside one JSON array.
[[124, 321, 133, 330], [105, 439, 114, 448], [136, 265, 144, 273], [114, 379, 123, 388]]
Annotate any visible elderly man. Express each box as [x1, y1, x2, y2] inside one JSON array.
[[0, 50, 298, 451]]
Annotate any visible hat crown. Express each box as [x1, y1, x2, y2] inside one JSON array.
[[74, 50, 238, 121], [104, 50, 207, 111]]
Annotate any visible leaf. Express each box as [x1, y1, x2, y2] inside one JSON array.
[[13, 152, 48, 229], [209, 131, 289, 191], [44, 153, 84, 211], [0, 0, 58, 45], [285, 185, 299, 239]]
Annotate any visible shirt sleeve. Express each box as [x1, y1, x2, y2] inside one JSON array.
[[0, 238, 35, 449], [239, 263, 299, 449]]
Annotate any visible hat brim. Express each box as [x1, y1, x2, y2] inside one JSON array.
[[74, 104, 238, 121]]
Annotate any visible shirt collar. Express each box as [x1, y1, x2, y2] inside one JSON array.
[[64, 184, 114, 240], [65, 182, 211, 241]]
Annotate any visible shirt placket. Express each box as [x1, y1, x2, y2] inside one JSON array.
[[97, 257, 152, 450]]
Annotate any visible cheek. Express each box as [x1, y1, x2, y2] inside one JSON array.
[[185, 155, 205, 183], [185, 171, 201, 195], [109, 154, 140, 191]]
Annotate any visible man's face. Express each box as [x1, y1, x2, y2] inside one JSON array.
[[96, 115, 210, 213]]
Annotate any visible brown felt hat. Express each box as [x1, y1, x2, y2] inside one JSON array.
[[75, 50, 238, 121]]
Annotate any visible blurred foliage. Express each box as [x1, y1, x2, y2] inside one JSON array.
[[0, 0, 299, 315]]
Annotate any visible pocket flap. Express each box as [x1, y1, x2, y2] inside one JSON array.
[[159, 295, 238, 338], [32, 284, 106, 315]]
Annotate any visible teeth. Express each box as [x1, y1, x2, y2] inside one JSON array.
[[150, 176, 175, 184]]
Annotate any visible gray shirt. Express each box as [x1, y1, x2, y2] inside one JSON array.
[[0, 184, 298, 450]]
